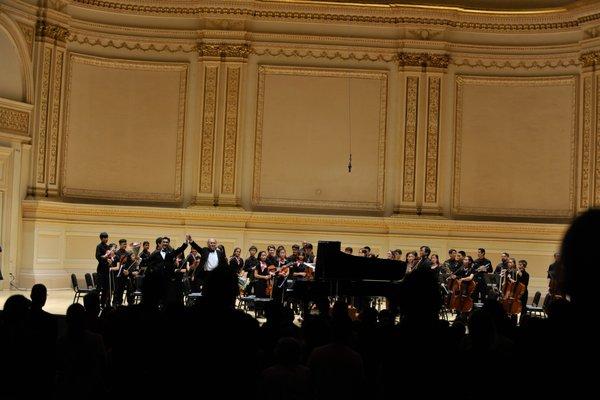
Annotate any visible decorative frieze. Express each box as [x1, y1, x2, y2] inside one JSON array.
[[397, 52, 450, 69], [36, 20, 70, 43], [198, 43, 251, 59], [0, 107, 29, 135]]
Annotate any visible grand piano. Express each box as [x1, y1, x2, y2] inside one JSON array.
[[293, 241, 407, 301]]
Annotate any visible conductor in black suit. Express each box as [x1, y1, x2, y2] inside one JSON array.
[[189, 237, 229, 293], [144, 235, 189, 307]]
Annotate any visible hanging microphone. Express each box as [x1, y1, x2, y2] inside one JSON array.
[[348, 154, 352, 173]]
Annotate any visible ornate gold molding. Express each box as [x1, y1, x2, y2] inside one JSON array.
[[397, 52, 450, 69], [36, 47, 52, 184], [48, 51, 64, 186], [252, 47, 396, 62], [453, 75, 577, 218], [69, 33, 197, 53], [199, 65, 219, 194], [402, 76, 419, 203], [595, 76, 600, 205], [61, 54, 187, 201], [424, 76, 441, 204], [221, 66, 240, 195], [581, 76, 592, 208], [36, 20, 70, 43], [253, 65, 387, 211], [0, 107, 29, 135], [580, 51, 600, 67], [453, 57, 579, 70], [70, 1, 591, 32], [198, 43, 251, 59]]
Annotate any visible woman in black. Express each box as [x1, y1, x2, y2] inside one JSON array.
[[253, 251, 272, 298], [229, 247, 244, 273]]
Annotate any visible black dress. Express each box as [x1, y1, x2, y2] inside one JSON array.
[[254, 262, 271, 298]]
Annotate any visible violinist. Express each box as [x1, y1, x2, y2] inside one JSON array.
[[137, 241, 151, 276], [271, 248, 290, 303], [516, 260, 530, 310], [266, 245, 278, 267], [253, 251, 272, 298], [185, 247, 201, 290], [95, 232, 111, 307], [112, 239, 134, 306]]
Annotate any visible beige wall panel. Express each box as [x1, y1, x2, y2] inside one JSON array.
[[454, 76, 576, 218], [62, 54, 187, 202], [253, 66, 387, 211], [36, 233, 60, 261], [65, 234, 99, 261], [0, 27, 24, 102]]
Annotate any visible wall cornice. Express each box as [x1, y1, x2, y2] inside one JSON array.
[[21, 200, 569, 239], [67, 0, 600, 32]]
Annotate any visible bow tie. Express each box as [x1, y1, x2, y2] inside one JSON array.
[[210, 250, 216, 253]]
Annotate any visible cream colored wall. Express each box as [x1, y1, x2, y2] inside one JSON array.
[[20, 200, 564, 296], [0, 26, 24, 102], [1, 0, 600, 294]]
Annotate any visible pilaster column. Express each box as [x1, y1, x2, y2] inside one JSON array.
[[394, 52, 450, 215], [30, 8, 69, 198], [194, 43, 249, 206]]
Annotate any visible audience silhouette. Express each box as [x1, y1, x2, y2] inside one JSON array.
[[1, 209, 598, 399]]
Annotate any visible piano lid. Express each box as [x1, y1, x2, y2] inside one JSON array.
[[315, 241, 407, 281]]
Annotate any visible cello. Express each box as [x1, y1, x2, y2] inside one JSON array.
[[501, 270, 526, 315], [448, 278, 476, 313]]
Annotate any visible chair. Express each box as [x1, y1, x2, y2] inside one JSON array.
[[71, 273, 94, 304], [525, 291, 546, 318], [92, 272, 99, 288], [84, 273, 94, 289]]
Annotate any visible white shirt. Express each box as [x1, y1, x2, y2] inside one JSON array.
[[160, 250, 166, 260], [204, 250, 219, 271]]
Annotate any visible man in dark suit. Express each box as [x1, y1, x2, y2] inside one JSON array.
[[144, 235, 189, 307], [95, 232, 111, 307], [189, 237, 229, 293]]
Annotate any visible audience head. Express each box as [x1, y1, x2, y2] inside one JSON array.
[[30, 283, 48, 309], [560, 208, 600, 307]]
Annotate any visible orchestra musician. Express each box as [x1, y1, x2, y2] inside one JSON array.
[[95, 232, 111, 307], [494, 252, 510, 275], [243, 246, 259, 296], [443, 249, 460, 274], [472, 248, 492, 302], [515, 259, 530, 310], [111, 239, 134, 306], [137, 240, 151, 275], [229, 247, 244, 274], [145, 235, 190, 306], [253, 251, 272, 298]]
